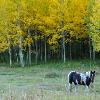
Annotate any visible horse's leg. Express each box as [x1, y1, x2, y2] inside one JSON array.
[[74, 80, 78, 95], [74, 85, 78, 95], [67, 83, 72, 94], [84, 85, 89, 95], [86, 85, 89, 94]]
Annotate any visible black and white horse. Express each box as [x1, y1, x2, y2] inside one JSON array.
[[67, 71, 95, 94]]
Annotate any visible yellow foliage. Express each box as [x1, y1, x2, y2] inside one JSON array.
[[90, 0, 100, 51], [0, 0, 99, 52]]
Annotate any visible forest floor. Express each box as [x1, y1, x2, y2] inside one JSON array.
[[0, 60, 100, 100]]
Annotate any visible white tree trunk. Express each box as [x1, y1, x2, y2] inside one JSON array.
[[93, 48, 95, 61], [89, 37, 92, 60], [19, 36, 24, 67], [35, 41, 38, 64], [7, 38, 12, 67], [89, 36, 92, 67], [8, 46, 12, 67], [61, 20, 66, 63], [16, 52, 19, 63], [62, 32, 66, 63], [69, 42, 72, 60], [44, 36, 47, 63], [28, 29, 31, 66], [40, 41, 43, 61], [92, 41, 96, 61], [17, 1, 24, 67], [29, 45, 31, 66]]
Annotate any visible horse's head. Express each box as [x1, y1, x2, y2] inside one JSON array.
[[90, 71, 95, 83]]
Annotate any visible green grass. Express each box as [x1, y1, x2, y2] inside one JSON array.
[[0, 61, 100, 100]]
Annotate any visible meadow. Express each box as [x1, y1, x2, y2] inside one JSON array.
[[0, 60, 100, 100]]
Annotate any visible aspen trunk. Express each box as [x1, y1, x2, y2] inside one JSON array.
[[19, 36, 24, 67], [17, 1, 24, 67], [8, 38, 12, 67], [62, 32, 66, 63], [26, 50, 28, 65], [61, 21, 66, 63], [80, 41, 83, 59], [93, 48, 95, 61], [35, 41, 38, 64], [60, 0, 65, 62], [16, 52, 19, 63], [44, 36, 47, 63], [89, 37, 92, 60], [28, 45, 31, 66], [88, 36, 92, 67], [40, 41, 43, 61], [8, 46, 12, 67], [69, 42, 72, 60], [92, 41, 95, 61], [28, 29, 31, 66]]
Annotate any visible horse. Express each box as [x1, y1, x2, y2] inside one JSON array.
[[67, 71, 95, 94]]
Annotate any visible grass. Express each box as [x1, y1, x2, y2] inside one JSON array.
[[0, 60, 100, 100]]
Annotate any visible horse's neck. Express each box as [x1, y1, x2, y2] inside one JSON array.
[[85, 77, 92, 86]]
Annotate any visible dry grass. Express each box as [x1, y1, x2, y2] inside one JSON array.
[[0, 62, 99, 100], [1, 87, 100, 100]]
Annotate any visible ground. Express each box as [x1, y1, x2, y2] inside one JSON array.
[[0, 61, 100, 100]]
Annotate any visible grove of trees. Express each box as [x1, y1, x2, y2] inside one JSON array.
[[0, 0, 100, 67]]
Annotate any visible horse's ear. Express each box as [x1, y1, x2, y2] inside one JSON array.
[[91, 71, 92, 73]]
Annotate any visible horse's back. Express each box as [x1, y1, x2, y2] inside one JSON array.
[[68, 71, 81, 84]]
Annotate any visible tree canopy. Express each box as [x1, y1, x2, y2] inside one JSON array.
[[0, 0, 100, 66]]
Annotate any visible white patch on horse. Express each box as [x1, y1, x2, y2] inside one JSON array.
[[80, 73, 87, 84], [85, 71, 91, 78]]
